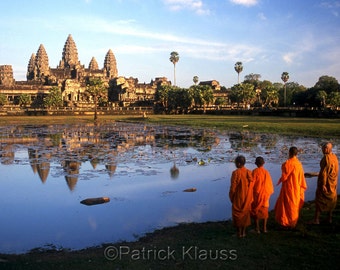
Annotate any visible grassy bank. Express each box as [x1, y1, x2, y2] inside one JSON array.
[[1, 198, 339, 270], [0, 114, 339, 138]]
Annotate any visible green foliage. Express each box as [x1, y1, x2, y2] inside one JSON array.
[[214, 97, 226, 105], [18, 94, 31, 107], [169, 51, 179, 65], [167, 87, 191, 113], [314, 75, 339, 94], [234, 61, 243, 74], [281, 71, 289, 83], [155, 84, 171, 108], [85, 78, 108, 100], [44, 87, 63, 108], [85, 77, 108, 120], [193, 75, 199, 85], [155, 84, 214, 113], [328, 91, 340, 108], [229, 83, 255, 105], [0, 93, 8, 106], [261, 85, 279, 107]]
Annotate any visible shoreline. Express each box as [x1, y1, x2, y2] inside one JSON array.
[[1, 196, 339, 269]]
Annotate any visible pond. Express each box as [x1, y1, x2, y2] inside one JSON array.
[[0, 122, 339, 254]]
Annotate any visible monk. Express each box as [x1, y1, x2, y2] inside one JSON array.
[[251, 157, 274, 233], [312, 142, 339, 224], [229, 155, 254, 238], [275, 147, 307, 228]]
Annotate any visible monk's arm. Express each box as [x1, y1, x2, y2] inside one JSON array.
[[319, 157, 328, 191], [277, 161, 293, 185], [229, 172, 237, 203]]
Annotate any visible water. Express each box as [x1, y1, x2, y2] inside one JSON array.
[[0, 122, 338, 254]]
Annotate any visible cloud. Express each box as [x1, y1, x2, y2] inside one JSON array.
[[230, 0, 258, 7], [282, 33, 318, 65], [319, 1, 340, 16], [257, 12, 267, 20], [163, 0, 210, 15], [75, 16, 262, 61], [283, 52, 294, 64], [65, 16, 226, 47]]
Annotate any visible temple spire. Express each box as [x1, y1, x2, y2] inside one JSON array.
[[35, 44, 50, 78], [27, 53, 36, 80], [103, 49, 118, 78], [58, 34, 80, 69], [88, 57, 99, 70]]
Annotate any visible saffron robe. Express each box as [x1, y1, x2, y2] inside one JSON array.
[[251, 167, 274, 219], [229, 167, 254, 227], [275, 156, 307, 228], [315, 152, 339, 211]]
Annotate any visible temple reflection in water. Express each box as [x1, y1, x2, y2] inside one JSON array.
[[0, 122, 223, 190]]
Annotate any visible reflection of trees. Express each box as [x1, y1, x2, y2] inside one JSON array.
[[155, 127, 219, 150], [229, 132, 279, 153], [229, 131, 259, 150]]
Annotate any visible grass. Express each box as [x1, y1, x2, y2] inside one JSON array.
[[0, 114, 339, 138], [0, 114, 339, 269], [0, 198, 339, 270]]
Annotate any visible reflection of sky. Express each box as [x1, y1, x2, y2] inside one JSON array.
[[0, 123, 339, 254]]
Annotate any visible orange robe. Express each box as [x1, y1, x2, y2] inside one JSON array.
[[275, 156, 307, 227], [315, 153, 339, 211], [229, 167, 254, 227], [251, 167, 274, 219]]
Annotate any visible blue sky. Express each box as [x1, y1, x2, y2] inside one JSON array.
[[1, 0, 339, 88]]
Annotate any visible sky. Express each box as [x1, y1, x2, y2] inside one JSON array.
[[1, 0, 340, 88]]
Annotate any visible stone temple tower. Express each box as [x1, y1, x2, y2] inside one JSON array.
[[26, 53, 36, 80], [88, 57, 99, 70], [34, 44, 50, 79], [58, 34, 81, 69], [103, 49, 118, 79]]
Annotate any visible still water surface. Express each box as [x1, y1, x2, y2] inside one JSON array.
[[0, 122, 338, 254]]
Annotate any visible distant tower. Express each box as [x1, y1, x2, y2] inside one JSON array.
[[0, 65, 14, 86], [88, 57, 99, 70], [27, 53, 36, 80], [35, 44, 50, 79], [58, 34, 80, 69], [103, 49, 118, 79]]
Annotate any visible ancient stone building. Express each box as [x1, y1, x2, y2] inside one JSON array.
[[0, 65, 14, 86], [199, 80, 221, 91], [0, 34, 121, 108], [109, 76, 171, 106], [0, 34, 174, 111]]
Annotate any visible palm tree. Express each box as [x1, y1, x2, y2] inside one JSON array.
[[234, 62, 243, 84], [169, 51, 179, 86], [193, 76, 199, 85], [281, 72, 289, 107]]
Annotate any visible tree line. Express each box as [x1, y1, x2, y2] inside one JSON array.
[[1, 54, 339, 114]]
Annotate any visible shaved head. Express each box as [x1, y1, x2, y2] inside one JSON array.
[[322, 142, 332, 154]]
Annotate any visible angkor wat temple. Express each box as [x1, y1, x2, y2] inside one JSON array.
[[0, 34, 171, 110]]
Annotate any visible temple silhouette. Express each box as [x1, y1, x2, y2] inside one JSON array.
[[0, 34, 173, 109]]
